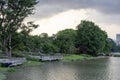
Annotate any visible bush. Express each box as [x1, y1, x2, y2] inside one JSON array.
[[26, 56, 40, 61], [7, 68, 16, 72], [12, 52, 25, 57], [114, 54, 120, 57]]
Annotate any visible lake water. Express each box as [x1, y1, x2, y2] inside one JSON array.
[[6, 57, 120, 80]]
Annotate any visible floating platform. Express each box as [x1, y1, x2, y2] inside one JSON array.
[[0, 58, 26, 67], [30, 55, 63, 61]]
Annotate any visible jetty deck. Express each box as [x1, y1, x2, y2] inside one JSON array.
[[30, 55, 63, 61], [0, 58, 26, 67]]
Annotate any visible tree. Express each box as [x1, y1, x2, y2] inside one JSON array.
[[55, 29, 77, 54], [105, 38, 115, 52], [107, 38, 120, 52], [103, 38, 112, 54], [38, 33, 59, 54], [76, 20, 109, 56], [0, 0, 38, 57]]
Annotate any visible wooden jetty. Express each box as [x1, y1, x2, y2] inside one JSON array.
[[0, 58, 26, 67], [29, 55, 63, 61], [110, 52, 120, 56], [40, 55, 63, 61]]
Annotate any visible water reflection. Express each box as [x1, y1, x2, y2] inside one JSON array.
[[6, 57, 120, 80], [107, 57, 120, 80]]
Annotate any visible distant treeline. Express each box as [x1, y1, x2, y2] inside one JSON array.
[[109, 38, 120, 52]]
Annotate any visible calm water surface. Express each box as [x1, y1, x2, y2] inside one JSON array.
[[6, 57, 120, 80]]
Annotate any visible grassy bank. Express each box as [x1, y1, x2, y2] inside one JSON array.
[[23, 61, 42, 67], [113, 54, 120, 57], [0, 67, 10, 80], [63, 54, 92, 61], [0, 72, 6, 80]]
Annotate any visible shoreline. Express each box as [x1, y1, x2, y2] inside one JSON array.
[[0, 55, 108, 80], [0, 60, 42, 80]]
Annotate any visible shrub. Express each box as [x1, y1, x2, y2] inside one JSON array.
[[26, 56, 40, 61]]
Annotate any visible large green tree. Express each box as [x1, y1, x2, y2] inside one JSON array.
[[55, 29, 77, 54], [76, 20, 109, 56], [0, 0, 38, 57]]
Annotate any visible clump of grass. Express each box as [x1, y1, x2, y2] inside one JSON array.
[[26, 56, 40, 61], [0, 66, 17, 73], [23, 61, 42, 66], [0, 66, 7, 80], [0, 67, 8, 72], [7, 68, 16, 72], [114, 54, 120, 57]]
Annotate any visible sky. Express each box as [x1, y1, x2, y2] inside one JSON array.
[[25, 0, 120, 40]]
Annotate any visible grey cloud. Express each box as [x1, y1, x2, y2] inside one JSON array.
[[31, 0, 120, 19]]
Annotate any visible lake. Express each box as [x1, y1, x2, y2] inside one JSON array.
[[6, 57, 120, 80]]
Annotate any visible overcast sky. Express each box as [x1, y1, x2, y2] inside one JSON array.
[[25, 0, 120, 40]]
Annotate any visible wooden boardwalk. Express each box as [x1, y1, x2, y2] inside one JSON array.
[[0, 58, 26, 67], [30, 55, 63, 61]]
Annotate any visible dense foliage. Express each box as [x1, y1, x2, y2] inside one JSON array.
[[108, 38, 120, 52], [0, 0, 38, 57], [5, 21, 113, 56], [76, 21, 110, 56], [55, 29, 77, 54]]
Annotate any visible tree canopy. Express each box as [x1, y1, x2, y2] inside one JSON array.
[[76, 20, 109, 56], [55, 29, 77, 54], [0, 0, 38, 57]]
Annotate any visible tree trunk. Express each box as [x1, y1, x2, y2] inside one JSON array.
[[2, 34, 12, 58], [8, 34, 12, 58], [3, 37, 7, 56]]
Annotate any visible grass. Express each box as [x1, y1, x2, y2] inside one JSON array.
[[0, 66, 15, 73], [0, 67, 8, 72], [63, 54, 92, 61], [0, 67, 8, 80], [0, 73, 6, 80], [7, 68, 16, 72], [23, 61, 42, 67], [113, 54, 120, 57]]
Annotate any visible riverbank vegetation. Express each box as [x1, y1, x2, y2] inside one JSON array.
[[0, 67, 15, 80], [112, 53, 120, 57], [23, 61, 42, 66], [63, 54, 92, 61], [0, 73, 5, 80], [0, 60, 42, 80]]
